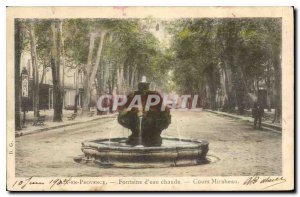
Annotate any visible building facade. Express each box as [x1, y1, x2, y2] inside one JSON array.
[[20, 51, 86, 111]]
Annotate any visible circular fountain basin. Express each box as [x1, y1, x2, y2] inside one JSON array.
[[74, 137, 209, 168]]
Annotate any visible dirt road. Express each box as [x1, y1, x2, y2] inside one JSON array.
[[15, 110, 281, 177]]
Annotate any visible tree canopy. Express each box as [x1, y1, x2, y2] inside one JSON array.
[[15, 18, 282, 123]]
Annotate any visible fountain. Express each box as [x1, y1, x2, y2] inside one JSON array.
[[74, 77, 209, 168]]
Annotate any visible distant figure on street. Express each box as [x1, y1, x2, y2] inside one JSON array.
[[252, 102, 264, 129]]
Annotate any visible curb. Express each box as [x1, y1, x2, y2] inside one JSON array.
[[15, 113, 118, 138], [204, 109, 282, 133]]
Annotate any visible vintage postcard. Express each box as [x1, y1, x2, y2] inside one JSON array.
[[7, 7, 294, 191]]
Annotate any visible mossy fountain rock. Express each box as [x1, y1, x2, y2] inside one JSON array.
[[118, 82, 171, 147]]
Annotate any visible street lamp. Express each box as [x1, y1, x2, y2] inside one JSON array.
[[21, 67, 29, 128]]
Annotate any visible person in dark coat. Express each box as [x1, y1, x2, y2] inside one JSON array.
[[252, 102, 264, 129]]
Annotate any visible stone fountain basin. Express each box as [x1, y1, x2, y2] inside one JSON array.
[[75, 137, 209, 168]]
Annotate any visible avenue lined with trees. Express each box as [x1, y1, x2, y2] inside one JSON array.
[[169, 18, 281, 122], [14, 18, 282, 130]]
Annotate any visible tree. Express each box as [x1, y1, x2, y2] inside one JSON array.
[[169, 19, 220, 108], [29, 21, 40, 116], [168, 18, 281, 116], [263, 20, 282, 123], [82, 31, 96, 114], [15, 20, 23, 130], [90, 31, 107, 91], [17, 18, 281, 121], [34, 20, 52, 85], [50, 21, 63, 122], [217, 19, 250, 114], [69, 20, 107, 114]]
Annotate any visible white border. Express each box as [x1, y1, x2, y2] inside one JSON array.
[[1, 0, 298, 195]]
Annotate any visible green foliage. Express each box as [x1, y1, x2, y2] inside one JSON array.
[[168, 18, 281, 96], [63, 19, 90, 65], [19, 18, 281, 112], [97, 19, 171, 92]]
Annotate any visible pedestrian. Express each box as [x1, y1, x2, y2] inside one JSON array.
[[252, 102, 264, 129]]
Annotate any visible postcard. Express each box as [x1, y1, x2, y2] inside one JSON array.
[[6, 6, 294, 191]]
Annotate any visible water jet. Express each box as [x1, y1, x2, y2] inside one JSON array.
[[75, 77, 209, 168]]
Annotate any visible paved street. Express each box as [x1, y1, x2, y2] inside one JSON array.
[[15, 110, 281, 177]]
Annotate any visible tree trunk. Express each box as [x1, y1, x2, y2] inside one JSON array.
[[116, 65, 121, 94], [107, 62, 113, 94], [120, 65, 125, 93], [205, 65, 217, 110], [96, 69, 102, 98], [90, 31, 106, 89], [265, 76, 272, 112], [119, 64, 125, 94], [50, 21, 63, 122], [111, 66, 117, 94], [126, 65, 130, 87], [222, 65, 235, 112], [29, 22, 39, 116], [59, 21, 65, 109], [74, 66, 79, 113], [82, 32, 96, 114], [59, 21, 65, 96], [232, 67, 246, 115], [15, 20, 22, 130], [130, 66, 136, 88], [104, 62, 110, 93], [272, 51, 281, 123], [226, 20, 247, 114], [40, 64, 45, 84]]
